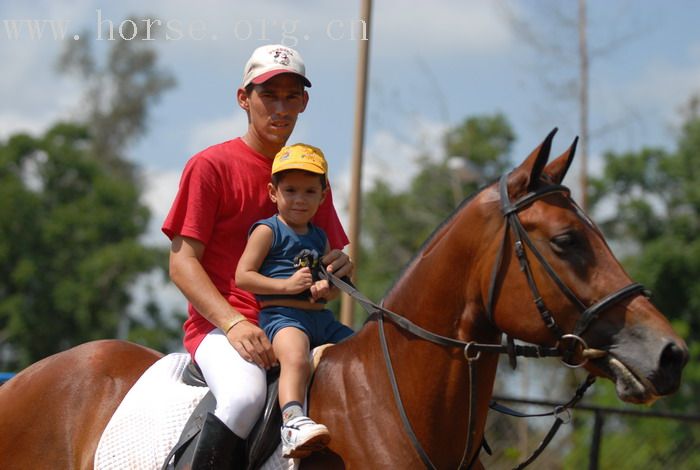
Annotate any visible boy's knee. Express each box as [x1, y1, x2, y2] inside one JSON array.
[[282, 351, 311, 373]]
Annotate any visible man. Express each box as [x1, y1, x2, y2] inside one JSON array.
[[162, 44, 351, 468]]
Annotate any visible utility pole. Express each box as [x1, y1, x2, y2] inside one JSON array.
[[578, 0, 589, 211], [340, 0, 372, 326]]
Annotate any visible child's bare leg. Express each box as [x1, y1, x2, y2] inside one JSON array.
[[273, 326, 311, 410], [273, 326, 330, 458]]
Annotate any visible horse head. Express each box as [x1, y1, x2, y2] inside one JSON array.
[[474, 128, 688, 404]]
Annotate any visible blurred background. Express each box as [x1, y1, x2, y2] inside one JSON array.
[[1, 1, 699, 467]]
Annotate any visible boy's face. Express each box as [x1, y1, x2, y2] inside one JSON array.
[[269, 170, 326, 231], [239, 74, 308, 152]]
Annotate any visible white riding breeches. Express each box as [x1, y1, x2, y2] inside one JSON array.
[[194, 329, 267, 438]]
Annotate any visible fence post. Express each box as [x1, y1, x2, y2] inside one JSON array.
[[588, 409, 605, 470]]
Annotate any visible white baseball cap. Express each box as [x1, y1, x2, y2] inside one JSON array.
[[242, 44, 312, 88]]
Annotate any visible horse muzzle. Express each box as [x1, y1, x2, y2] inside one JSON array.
[[590, 328, 688, 404]]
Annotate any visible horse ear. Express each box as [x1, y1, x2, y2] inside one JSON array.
[[508, 128, 558, 197], [544, 136, 578, 185]]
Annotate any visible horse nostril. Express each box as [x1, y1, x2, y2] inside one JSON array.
[[660, 342, 689, 371], [652, 341, 689, 395]]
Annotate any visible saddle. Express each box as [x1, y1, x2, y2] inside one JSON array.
[[162, 363, 282, 470]]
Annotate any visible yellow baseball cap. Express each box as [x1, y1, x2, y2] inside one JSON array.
[[272, 143, 328, 176]]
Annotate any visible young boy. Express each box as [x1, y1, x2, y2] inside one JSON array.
[[236, 143, 354, 459]]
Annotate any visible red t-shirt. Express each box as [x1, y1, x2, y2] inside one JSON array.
[[162, 138, 348, 356]]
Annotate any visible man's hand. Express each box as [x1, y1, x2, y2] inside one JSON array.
[[226, 321, 277, 369], [322, 249, 353, 279]]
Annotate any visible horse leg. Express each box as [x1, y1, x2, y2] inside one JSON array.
[[0, 340, 161, 469]]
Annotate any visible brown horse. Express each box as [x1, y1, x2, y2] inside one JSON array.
[[0, 131, 687, 469]]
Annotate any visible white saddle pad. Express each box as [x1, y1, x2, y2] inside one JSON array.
[[94, 353, 297, 470]]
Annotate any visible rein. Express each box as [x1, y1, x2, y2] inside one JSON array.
[[319, 174, 649, 469]]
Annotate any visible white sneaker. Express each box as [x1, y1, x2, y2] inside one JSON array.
[[281, 416, 331, 458]]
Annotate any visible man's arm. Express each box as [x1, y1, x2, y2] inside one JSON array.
[[169, 235, 276, 369]]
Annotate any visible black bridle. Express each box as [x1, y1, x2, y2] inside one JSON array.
[[320, 173, 648, 469], [486, 174, 647, 368]]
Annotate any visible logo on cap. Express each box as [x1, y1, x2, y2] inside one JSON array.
[[242, 44, 312, 88], [272, 49, 291, 66], [272, 143, 327, 176]]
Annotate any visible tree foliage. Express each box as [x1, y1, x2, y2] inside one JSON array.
[[0, 19, 178, 369], [58, 17, 176, 177], [357, 114, 515, 304]]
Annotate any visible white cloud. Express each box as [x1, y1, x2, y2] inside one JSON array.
[[362, 117, 448, 190], [141, 168, 181, 246], [629, 59, 700, 122], [372, 0, 512, 57], [0, 113, 50, 140], [332, 117, 449, 228], [187, 112, 249, 155]]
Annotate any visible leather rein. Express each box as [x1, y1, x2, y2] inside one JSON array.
[[320, 173, 648, 469]]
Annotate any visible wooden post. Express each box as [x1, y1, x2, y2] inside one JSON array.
[[340, 0, 372, 327], [578, 0, 589, 211]]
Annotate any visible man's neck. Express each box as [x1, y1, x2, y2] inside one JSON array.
[[241, 133, 283, 160]]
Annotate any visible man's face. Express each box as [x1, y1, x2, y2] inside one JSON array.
[[240, 74, 309, 150]]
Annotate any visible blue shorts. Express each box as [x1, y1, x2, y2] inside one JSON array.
[[259, 306, 354, 347]]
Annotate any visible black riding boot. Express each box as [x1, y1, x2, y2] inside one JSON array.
[[188, 412, 245, 470]]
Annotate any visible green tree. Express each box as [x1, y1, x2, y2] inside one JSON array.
[[357, 114, 515, 305], [0, 18, 178, 369]]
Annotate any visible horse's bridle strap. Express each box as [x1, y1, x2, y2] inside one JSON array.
[[574, 282, 646, 336], [489, 173, 650, 353]]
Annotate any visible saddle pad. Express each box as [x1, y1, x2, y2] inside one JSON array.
[[94, 353, 298, 470], [94, 353, 209, 469]]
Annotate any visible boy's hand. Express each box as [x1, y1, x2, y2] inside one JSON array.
[[310, 279, 331, 302], [285, 267, 313, 294]]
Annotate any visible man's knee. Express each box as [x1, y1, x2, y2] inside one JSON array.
[[216, 384, 267, 437], [217, 381, 266, 414]]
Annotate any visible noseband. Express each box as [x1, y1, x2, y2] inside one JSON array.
[[320, 173, 649, 469]]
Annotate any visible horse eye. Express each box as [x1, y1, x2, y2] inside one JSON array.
[[551, 233, 576, 253]]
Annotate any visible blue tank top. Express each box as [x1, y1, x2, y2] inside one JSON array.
[[251, 215, 327, 302]]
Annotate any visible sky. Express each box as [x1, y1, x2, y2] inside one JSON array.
[[2, 0, 700, 363], [3, 0, 700, 244]]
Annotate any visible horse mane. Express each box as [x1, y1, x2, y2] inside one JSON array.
[[380, 179, 496, 302]]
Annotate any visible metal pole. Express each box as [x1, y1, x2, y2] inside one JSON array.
[[340, 0, 372, 326], [588, 410, 604, 470]]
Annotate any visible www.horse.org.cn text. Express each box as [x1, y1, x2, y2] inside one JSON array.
[[1, 10, 369, 44]]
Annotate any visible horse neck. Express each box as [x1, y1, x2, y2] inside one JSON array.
[[383, 200, 500, 343], [374, 201, 502, 461]]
